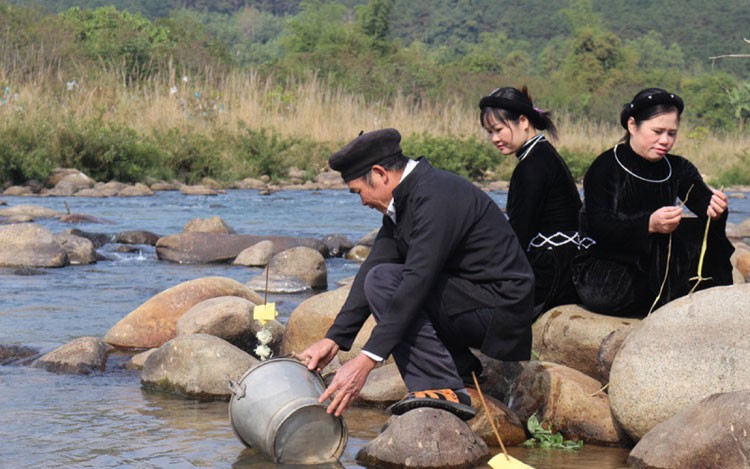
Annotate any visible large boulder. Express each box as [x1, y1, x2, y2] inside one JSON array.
[[466, 389, 528, 448], [175, 296, 282, 358], [140, 334, 257, 399], [54, 232, 97, 265], [532, 305, 640, 380], [267, 246, 327, 289], [155, 232, 327, 264], [0, 223, 69, 267], [356, 408, 489, 468], [509, 361, 629, 446], [33, 337, 112, 374], [609, 283, 750, 441], [0, 204, 62, 218], [103, 276, 263, 349], [628, 390, 750, 469], [232, 240, 275, 267], [281, 286, 378, 364]]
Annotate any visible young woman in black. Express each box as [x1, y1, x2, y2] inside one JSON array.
[[572, 88, 734, 317], [480, 86, 583, 318]]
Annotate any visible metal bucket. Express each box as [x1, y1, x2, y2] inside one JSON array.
[[228, 357, 348, 464]]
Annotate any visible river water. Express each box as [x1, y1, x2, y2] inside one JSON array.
[[2, 188, 748, 469]]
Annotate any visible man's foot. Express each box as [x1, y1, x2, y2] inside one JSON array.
[[387, 388, 476, 421]]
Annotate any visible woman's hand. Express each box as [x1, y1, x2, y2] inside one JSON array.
[[648, 205, 683, 234], [707, 188, 729, 220]]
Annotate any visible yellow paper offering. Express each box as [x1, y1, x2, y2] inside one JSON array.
[[488, 453, 535, 469], [254, 303, 277, 324]]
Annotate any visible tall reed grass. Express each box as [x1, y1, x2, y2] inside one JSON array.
[[1, 66, 748, 185]]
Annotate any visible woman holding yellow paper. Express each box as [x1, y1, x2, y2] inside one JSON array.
[[572, 88, 734, 317]]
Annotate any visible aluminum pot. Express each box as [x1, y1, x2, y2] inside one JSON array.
[[228, 357, 347, 464]]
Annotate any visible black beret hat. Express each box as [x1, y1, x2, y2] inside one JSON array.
[[329, 128, 402, 182]]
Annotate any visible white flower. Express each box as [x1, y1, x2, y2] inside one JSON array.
[[66, 80, 77, 91], [255, 344, 272, 361], [256, 328, 273, 345], [170, 86, 178, 95], [182, 76, 189, 83]]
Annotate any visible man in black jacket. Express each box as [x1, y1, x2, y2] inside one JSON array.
[[300, 128, 534, 420]]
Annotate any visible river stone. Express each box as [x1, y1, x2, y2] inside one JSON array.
[[314, 170, 346, 189], [116, 230, 161, 246], [117, 183, 154, 197], [609, 283, 750, 441], [628, 390, 750, 469], [155, 232, 327, 264], [45, 168, 92, 187], [532, 304, 640, 380], [356, 408, 489, 469], [126, 348, 157, 371], [245, 273, 311, 294], [65, 228, 114, 248], [732, 247, 750, 281], [0, 344, 39, 365], [33, 336, 112, 375], [183, 216, 236, 234], [0, 223, 69, 267], [3, 185, 34, 196], [321, 234, 354, 258], [281, 285, 378, 365], [267, 246, 327, 288], [466, 388, 528, 448], [0, 204, 63, 218], [356, 228, 379, 246], [179, 184, 219, 196], [344, 245, 370, 262], [55, 232, 97, 265], [232, 240, 275, 266], [357, 362, 407, 405], [596, 324, 639, 384], [175, 296, 282, 358], [140, 333, 258, 399], [509, 361, 629, 446], [103, 276, 263, 349], [8, 214, 33, 223]]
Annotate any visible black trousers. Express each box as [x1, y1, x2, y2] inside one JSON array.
[[572, 217, 734, 317], [363, 263, 493, 392]]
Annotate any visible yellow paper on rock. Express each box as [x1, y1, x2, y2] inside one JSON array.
[[253, 303, 277, 324], [488, 453, 535, 469]]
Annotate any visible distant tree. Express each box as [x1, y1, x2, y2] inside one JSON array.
[[356, 0, 392, 54]]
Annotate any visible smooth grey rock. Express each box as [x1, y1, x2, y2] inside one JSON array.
[[0, 223, 68, 267], [33, 337, 112, 374], [609, 284, 750, 441], [628, 390, 750, 469], [356, 408, 489, 469], [140, 334, 258, 399], [267, 246, 327, 288]]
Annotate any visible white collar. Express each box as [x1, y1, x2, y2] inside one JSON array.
[[387, 159, 419, 223]]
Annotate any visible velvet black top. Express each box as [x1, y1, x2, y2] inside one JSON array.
[[325, 158, 535, 360], [507, 136, 582, 250], [579, 142, 724, 266]]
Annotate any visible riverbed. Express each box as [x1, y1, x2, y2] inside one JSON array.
[[2, 188, 748, 468]]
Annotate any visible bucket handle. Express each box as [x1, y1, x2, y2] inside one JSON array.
[[228, 380, 246, 400]]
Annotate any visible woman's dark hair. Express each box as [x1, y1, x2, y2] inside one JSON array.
[[619, 87, 684, 142], [478, 86, 558, 140]]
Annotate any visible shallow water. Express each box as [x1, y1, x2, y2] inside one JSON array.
[[1, 188, 747, 468]]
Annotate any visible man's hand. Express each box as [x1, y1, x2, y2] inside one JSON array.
[[648, 205, 683, 234], [707, 188, 729, 220], [298, 338, 339, 373], [319, 353, 376, 417]]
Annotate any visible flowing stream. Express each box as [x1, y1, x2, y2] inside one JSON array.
[[2, 188, 748, 468]]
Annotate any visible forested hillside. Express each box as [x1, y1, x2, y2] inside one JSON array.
[[1, 0, 749, 186]]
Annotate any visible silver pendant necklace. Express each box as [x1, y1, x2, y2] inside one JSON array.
[[613, 144, 672, 183]]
